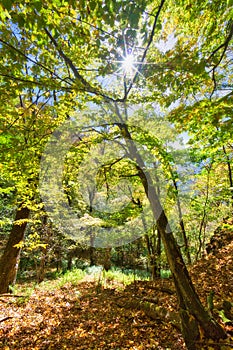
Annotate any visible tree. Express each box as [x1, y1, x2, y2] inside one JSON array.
[[0, 87, 70, 291], [0, 205, 30, 292]]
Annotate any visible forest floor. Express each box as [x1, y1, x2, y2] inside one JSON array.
[[0, 239, 232, 349]]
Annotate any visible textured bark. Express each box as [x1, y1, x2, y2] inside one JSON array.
[[89, 233, 95, 266], [156, 228, 161, 277], [222, 144, 233, 202], [37, 247, 47, 283], [0, 206, 30, 294], [103, 247, 111, 271], [172, 177, 191, 264]]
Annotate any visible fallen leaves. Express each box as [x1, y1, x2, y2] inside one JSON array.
[[0, 230, 232, 349], [0, 280, 184, 349]]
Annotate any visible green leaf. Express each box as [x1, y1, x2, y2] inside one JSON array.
[[1, 0, 13, 11], [33, 1, 42, 11]]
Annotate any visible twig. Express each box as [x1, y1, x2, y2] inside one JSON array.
[[44, 26, 115, 104], [208, 23, 233, 98], [142, 297, 159, 304], [0, 316, 14, 323], [0, 294, 27, 298], [208, 23, 233, 63], [44, 28, 91, 88], [0, 38, 67, 84]]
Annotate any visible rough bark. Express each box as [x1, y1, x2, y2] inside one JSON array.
[[145, 233, 157, 280], [223, 144, 233, 202], [37, 247, 47, 283], [156, 228, 161, 277], [103, 247, 111, 271], [172, 177, 191, 264], [0, 206, 30, 294]]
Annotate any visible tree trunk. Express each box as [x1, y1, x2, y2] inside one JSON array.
[[145, 233, 156, 280], [118, 122, 226, 347], [222, 144, 233, 202], [37, 247, 46, 283], [156, 227, 162, 277], [0, 205, 30, 294], [172, 176, 191, 264], [196, 164, 211, 261], [67, 253, 73, 270], [145, 228, 160, 280], [89, 233, 95, 266], [37, 216, 50, 282], [103, 247, 111, 271]]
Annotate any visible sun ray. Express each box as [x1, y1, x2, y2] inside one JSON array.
[[122, 54, 134, 73], [107, 31, 159, 88]]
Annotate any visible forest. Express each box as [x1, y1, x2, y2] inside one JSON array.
[[0, 0, 232, 349]]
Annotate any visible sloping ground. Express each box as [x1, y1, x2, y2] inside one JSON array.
[[190, 217, 233, 308], [190, 240, 233, 309], [0, 224, 232, 350], [0, 279, 184, 350]]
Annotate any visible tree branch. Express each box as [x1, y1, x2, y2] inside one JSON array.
[[208, 23, 233, 63], [0, 73, 47, 86], [0, 73, 75, 94], [44, 28, 93, 89], [119, 0, 166, 101], [208, 23, 233, 98], [0, 316, 14, 322], [0, 38, 69, 84]]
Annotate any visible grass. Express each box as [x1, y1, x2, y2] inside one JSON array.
[[12, 266, 171, 301], [104, 267, 150, 285], [83, 266, 151, 289], [7, 283, 36, 306], [160, 269, 172, 278], [37, 268, 86, 291]]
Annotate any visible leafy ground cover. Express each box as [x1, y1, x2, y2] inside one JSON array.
[[0, 238, 232, 349]]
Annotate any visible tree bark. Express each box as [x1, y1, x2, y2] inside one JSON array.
[[172, 176, 191, 264], [156, 227, 161, 277], [196, 164, 211, 261], [89, 233, 95, 266], [222, 144, 233, 202], [0, 205, 30, 294], [103, 247, 111, 271], [67, 252, 73, 270]]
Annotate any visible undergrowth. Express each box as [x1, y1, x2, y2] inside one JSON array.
[[12, 266, 171, 301]]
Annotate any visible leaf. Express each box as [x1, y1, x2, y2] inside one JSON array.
[[1, 0, 13, 11], [218, 310, 233, 324], [13, 240, 24, 249]]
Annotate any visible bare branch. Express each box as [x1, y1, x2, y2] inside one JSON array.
[[209, 23, 233, 97], [208, 23, 233, 63], [0, 316, 14, 322]]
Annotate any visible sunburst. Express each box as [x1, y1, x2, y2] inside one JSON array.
[[122, 54, 135, 75]]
